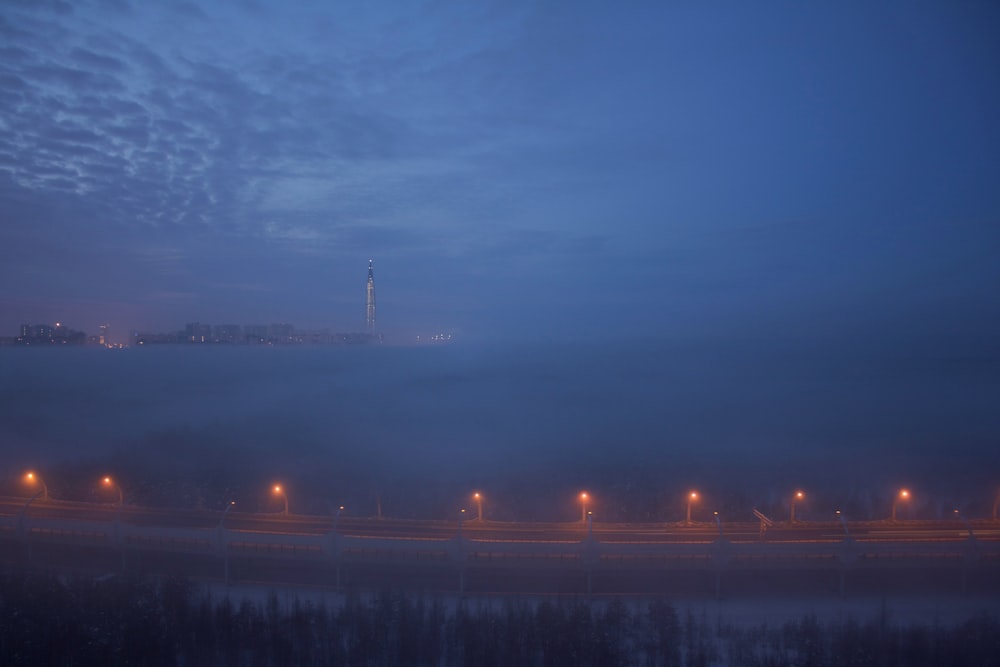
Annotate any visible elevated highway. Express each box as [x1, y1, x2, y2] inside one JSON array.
[[2, 498, 999, 597]]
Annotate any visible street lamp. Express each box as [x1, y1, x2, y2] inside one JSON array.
[[273, 484, 289, 515], [217, 500, 236, 531], [891, 488, 910, 521], [790, 490, 804, 523], [579, 492, 589, 523], [102, 476, 123, 507], [835, 510, 850, 538], [686, 491, 699, 524], [953, 509, 974, 539], [24, 472, 49, 502], [334, 505, 345, 532], [458, 508, 466, 537], [473, 492, 483, 522]]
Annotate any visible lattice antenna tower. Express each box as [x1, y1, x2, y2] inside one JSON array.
[[365, 259, 376, 336]]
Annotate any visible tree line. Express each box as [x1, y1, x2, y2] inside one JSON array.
[[1, 571, 998, 666]]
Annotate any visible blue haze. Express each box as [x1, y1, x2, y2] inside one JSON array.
[[2, 339, 996, 520]]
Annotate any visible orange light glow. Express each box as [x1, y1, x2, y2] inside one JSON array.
[[273, 485, 282, 493], [899, 489, 910, 499], [795, 491, 804, 499], [689, 491, 699, 501]]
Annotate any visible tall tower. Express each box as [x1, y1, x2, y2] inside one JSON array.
[[365, 258, 376, 336]]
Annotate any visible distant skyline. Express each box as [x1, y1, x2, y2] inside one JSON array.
[[2, 2, 999, 343]]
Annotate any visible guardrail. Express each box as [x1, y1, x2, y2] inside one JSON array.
[[3, 513, 999, 596]]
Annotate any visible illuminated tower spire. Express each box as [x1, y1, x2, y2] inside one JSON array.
[[365, 259, 376, 336]]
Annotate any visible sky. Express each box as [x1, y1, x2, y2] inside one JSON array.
[[1, 1, 999, 343]]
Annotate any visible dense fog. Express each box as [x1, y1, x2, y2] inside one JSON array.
[[1, 336, 997, 521]]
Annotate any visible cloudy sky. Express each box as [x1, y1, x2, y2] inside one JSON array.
[[1, 1, 998, 342]]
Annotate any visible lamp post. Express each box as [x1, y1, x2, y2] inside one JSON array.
[[273, 485, 289, 515], [217, 500, 235, 531], [101, 476, 124, 558], [458, 508, 466, 538], [890, 488, 910, 521], [579, 492, 589, 523], [216, 500, 236, 584], [953, 509, 974, 540], [686, 491, 699, 524], [835, 510, 850, 538], [24, 472, 49, 502], [790, 490, 804, 523], [473, 492, 483, 522], [713, 511, 723, 537], [102, 476, 123, 507], [334, 505, 345, 532]]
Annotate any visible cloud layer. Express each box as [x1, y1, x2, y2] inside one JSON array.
[[1, 1, 998, 342]]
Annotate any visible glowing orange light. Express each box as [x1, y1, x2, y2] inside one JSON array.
[[690, 491, 699, 501], [899, 489, 910, 499], [273, 485, 283, 494], [795, 491, 804, 499]]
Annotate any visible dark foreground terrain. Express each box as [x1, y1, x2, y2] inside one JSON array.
[[2, 570, 999, 666]]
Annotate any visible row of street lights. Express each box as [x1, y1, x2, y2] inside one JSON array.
[[18, 473, 995, 523], [23, 471, 123, 507], [516, 488, 915, 524]]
